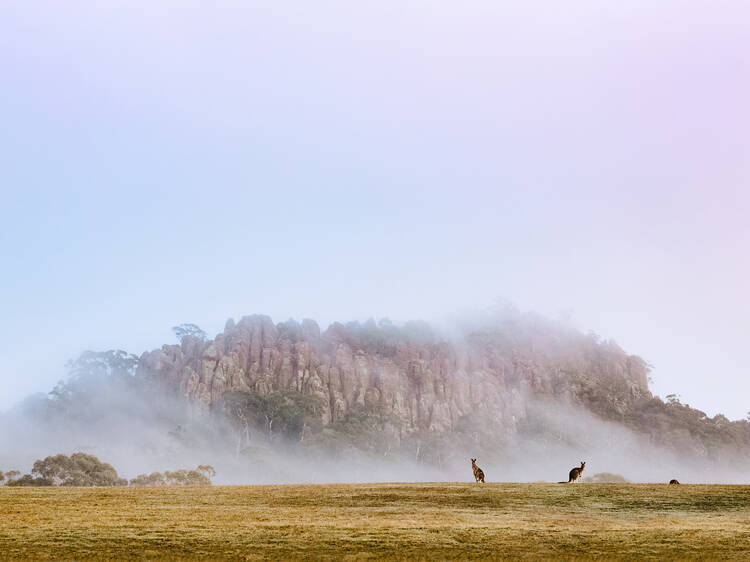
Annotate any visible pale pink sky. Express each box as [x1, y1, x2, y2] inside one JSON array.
[[1, 1, 749, 418]]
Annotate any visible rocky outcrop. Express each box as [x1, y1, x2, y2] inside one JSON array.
[[137, 314, 651, 435]]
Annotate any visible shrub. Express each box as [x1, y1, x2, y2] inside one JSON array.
[[129, 472, 166, 486], [8, 453, 127, 487], [582, 472, 630, 483], [131, 467, 214, 486], [6, 474, 53, 487]]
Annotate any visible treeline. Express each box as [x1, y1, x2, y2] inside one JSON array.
[[20, 349, 174, 425], [222, 388, 452, 465], [1, 453, 215, 487], [564, 369, 750, 459], [219, 389, 750, 469], [130, 466, 215, 486]]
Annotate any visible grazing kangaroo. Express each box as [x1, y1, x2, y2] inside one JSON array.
[[669, 479, 680, 485], [559, 461, 586, 483], [471, 458, 485, 483]]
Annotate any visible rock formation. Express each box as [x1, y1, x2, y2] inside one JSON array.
[[137, 314, 651, 436]]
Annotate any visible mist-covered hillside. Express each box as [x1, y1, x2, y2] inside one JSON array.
[[3, 307, 749, 484]]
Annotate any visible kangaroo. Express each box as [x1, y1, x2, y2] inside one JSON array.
[[559, 461, 585, 483], [669, 479, 680, 485], [471, 458, 485, 483]]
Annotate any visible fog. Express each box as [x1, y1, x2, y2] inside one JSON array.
[[2, 393, 744, 486], [1, 313, 748, 486]]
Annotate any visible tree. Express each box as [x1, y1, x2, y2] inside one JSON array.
[[223, 392, 255, 455], [197, 465, 216, 479], [4, 470, 20, 483], [65, 350, 139, 379], [163, 467, 211, 486], [14, 453, 128, 487], [223, 390, 324, 447], [6, 474, 52, 486], [260, 391, 324, 443], [185, 470, 210, 485], [172, 323, 207, 343], [0, 471, 4, 484], [130, 472, 166, 486], [50, 350, 140, 413]]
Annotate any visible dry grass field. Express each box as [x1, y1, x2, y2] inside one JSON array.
[[2, 482, 750, 560]]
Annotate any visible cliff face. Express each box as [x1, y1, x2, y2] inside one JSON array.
[[137, 314, 650, 435]]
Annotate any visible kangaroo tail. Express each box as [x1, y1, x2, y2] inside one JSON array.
[[557, 481, 568, 484]]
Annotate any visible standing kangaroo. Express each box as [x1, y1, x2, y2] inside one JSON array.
[[471, 458, 485, 483], [560, 461, 586, 483]]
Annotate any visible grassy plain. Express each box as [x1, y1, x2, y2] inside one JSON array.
[[2, 482, 750, 560]]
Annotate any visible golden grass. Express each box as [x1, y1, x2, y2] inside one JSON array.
[[2, 482, 750, 560]]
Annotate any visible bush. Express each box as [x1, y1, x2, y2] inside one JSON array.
[[164, 469, 210, 486], [129, 472, 166, 486], [8, 453, 127, 487], [1, 470, 20, 485], [130, 466, 214, 486], [6, 474, 53, 487], [582, 472, 630, 483]]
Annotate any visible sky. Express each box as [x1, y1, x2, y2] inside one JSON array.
[[1, 1, 748, 419]]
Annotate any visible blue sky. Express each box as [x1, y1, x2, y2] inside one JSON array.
[[1, 1, 748, 418]]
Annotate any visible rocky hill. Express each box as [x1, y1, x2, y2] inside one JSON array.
[[6, 308, 749, 483], [138, 314, 648, 431], [132, 309, 750, 469]]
